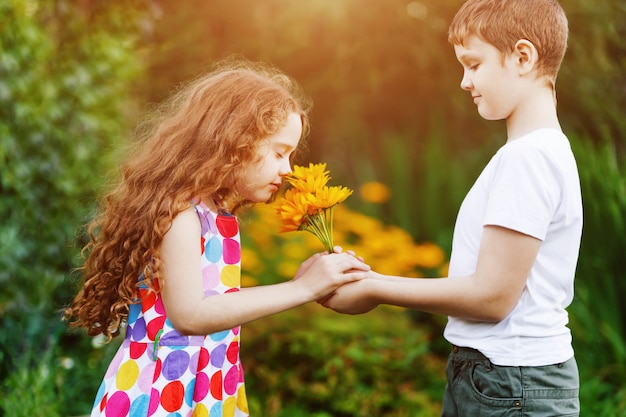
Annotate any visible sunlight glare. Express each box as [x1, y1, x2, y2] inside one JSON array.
[[406, 1, 428, 20]]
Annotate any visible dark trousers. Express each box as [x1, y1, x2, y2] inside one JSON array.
[[441, 346, 579, 417]]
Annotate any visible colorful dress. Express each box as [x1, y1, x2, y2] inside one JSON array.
[[92, 203, 249, 417]]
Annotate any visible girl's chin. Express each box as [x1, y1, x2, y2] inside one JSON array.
[[250, 193, 274, 204]]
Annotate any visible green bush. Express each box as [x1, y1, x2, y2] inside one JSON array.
[[0, 0, 144, 414], [0, 355, 60, 417], [568, 134, 626, 416], [243, 305, 446, 417]]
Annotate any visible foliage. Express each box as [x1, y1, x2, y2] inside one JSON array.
[[1, 0, 624, 416], [242, 305, 446, 417], [0, 0, 145, 414], [141, 0, 625, 241], [559, 1, 626, 149], [567, 135, 626, 416], [570, 135, 626, 361], [57, 335, 123, 416], [0, 352, 61, 417]]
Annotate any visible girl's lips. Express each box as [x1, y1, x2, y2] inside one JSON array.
[[472, 95, 481, 104]]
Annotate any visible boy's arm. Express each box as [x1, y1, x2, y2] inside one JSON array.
[[323, 225, 541, 321]]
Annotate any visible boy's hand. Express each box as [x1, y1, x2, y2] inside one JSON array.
[[320, 276, 379, 315], [291, 252, 370, 301]]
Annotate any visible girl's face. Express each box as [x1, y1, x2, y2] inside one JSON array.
[[237, 112, 302, 203], [454, 35, 521, 121]]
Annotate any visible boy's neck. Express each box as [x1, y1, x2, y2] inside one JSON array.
[[506, 85, 562, 142]]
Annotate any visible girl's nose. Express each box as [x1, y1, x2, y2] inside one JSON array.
[[279, 160, 292, 176]]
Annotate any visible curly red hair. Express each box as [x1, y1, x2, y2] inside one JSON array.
[[64, 59, 311, 340]]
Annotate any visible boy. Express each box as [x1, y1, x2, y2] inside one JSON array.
[[323, 0, 582, 415]]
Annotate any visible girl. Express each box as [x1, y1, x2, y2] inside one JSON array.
[[64, 60, 369, 417]]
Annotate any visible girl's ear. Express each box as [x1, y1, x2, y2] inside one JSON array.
[[514, 39, 539, 75]]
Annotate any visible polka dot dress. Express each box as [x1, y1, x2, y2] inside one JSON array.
[[91, 203, 249, 417]]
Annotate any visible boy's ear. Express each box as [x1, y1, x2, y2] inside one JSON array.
[[514, 39, 538, 75]]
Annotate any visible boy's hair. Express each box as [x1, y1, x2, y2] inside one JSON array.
[[64, 59, 311, 341], [448, 0, 568, 83]]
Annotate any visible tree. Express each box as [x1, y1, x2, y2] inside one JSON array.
[[0, 0, 149, 413]]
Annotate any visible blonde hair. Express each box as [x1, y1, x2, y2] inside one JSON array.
[[64, 59, 311, 340], [448, 0, 568, 83]]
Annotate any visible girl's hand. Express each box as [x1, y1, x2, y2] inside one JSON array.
[[292, 252, 370, 301], [294, 252, 324, 281], [333, 245, 365, 263], [294, 246, 366, 282]]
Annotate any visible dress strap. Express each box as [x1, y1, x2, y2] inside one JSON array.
[[152, 329, 164, 361]]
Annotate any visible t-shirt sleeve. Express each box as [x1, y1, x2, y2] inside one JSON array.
[[483, 144, 561, 240]]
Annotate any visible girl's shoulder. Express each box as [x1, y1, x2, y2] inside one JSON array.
[[193, 200, 213, 216], [168, 206, 203, 238], [191, 201, 215, 237], [191, 201, 238, 239]]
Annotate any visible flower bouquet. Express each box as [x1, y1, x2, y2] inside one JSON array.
[[275, 163, 352, 252]]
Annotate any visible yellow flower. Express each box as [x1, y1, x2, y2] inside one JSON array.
[[275, 163, 352, 252], [414, 242, 446, 269], [360, 181, 391, 204], [286, 163, 330, 193], [275, 188, 313, 232], [310, 185, 353, 209]]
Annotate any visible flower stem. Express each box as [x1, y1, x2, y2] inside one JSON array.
[[304, 208, 334, 252]]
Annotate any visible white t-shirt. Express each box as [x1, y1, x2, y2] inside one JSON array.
[[443, 129, 583, 366]]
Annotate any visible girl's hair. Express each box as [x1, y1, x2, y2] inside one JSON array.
[[64, 59, 312, 340], [448, 0, 568, 83]]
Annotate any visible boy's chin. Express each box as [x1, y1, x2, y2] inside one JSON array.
[[478, 110, 506, 121]]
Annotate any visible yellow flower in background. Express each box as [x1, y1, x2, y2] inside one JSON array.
[[240, 247, 263, 274], [275, 163, 353, 252], [360, 181, 391, 204], [242, 201, 449, 286], [414, 242, 446, 269], [241, 274, 259, 288]]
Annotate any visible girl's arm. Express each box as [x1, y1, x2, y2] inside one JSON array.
[[322, 225, 541, 322], [159, 207, 370, 335]]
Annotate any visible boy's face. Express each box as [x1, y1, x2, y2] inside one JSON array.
[[454, 35, 520, 121]]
